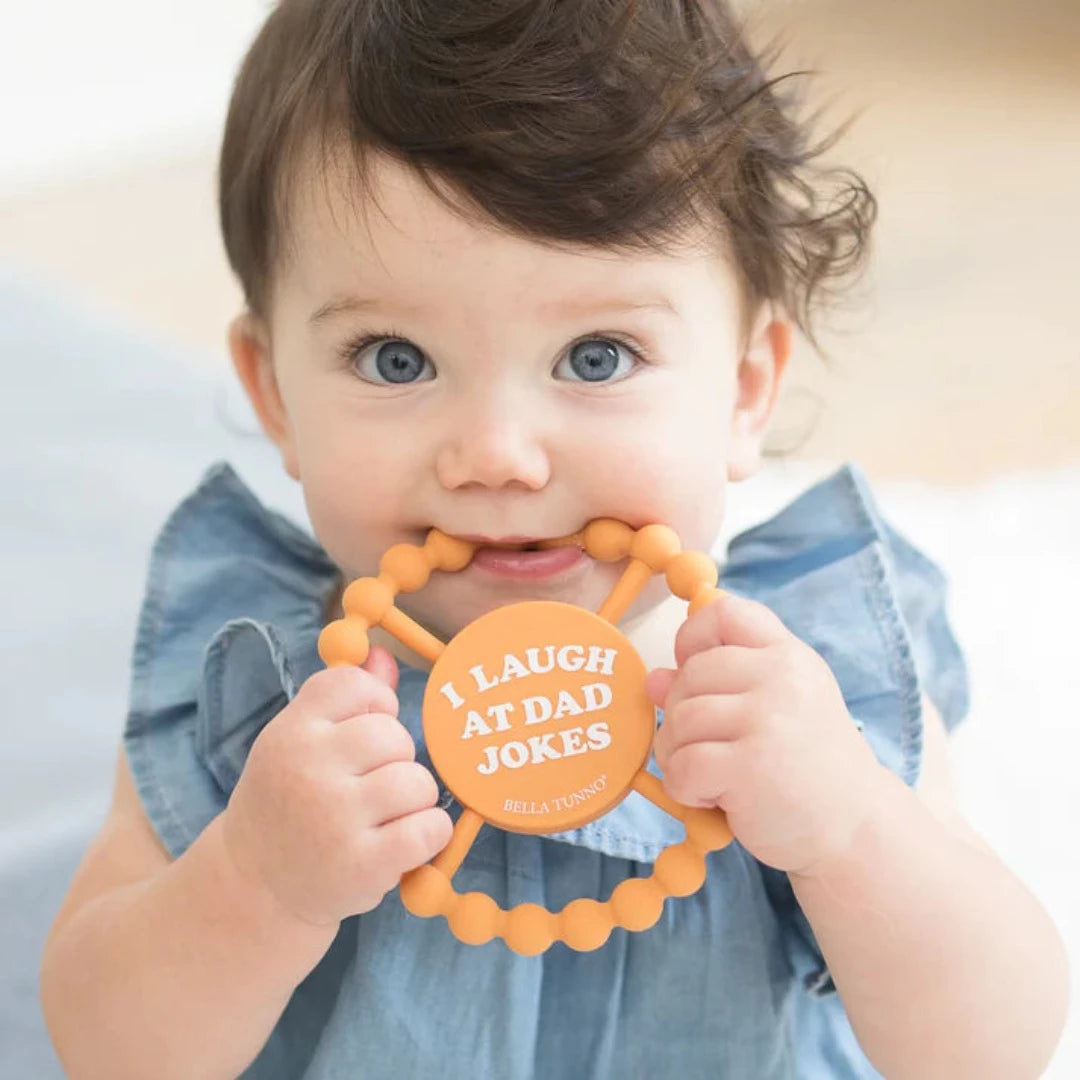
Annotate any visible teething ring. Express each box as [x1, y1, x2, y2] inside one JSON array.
[[318, 521, 734, 955]]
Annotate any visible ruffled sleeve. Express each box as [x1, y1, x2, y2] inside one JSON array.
[[721, 463, 970, 1000], [123, 463, 340, 857], [722, 463, 969, 786]]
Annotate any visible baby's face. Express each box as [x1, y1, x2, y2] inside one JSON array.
[[236, 154, 783, 654]]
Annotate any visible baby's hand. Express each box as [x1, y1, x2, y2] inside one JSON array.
[[221, 647, 453, 927], [647, 593, 884, 877]]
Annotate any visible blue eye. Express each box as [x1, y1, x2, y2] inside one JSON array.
[[556, 338, 637, 383], [351, 339, 433, 384]]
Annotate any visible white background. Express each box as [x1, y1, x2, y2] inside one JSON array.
[[0, 0, 268, 196]]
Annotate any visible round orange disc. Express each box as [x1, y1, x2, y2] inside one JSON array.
[[422, 600, 655, 834]]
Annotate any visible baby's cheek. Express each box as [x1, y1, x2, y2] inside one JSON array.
[[300, 475, 402, 580], [590, 438, 727, 551]]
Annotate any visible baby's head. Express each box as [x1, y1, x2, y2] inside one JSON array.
[[219, 0, 874, 645]]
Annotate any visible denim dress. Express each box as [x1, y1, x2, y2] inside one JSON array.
[[124, 462, 968, 1080]]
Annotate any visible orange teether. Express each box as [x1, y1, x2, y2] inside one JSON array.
[[318, 519, 733, 955]]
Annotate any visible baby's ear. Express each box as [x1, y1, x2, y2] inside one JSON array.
[[726, 309, 791, 483], [228, 314, 300, 480]]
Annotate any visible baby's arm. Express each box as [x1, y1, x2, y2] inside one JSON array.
[[651, 592, 1069, 1079], [789, 700, 1070, 1080], [40, 750, 336, 1079], [40, 663, 453, 1080]]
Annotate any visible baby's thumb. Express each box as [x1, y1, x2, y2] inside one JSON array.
[[645, 667, 677, 709], [361, 644, 400, 693]]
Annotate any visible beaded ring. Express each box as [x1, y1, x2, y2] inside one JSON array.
[[318, 520, 734, 955]]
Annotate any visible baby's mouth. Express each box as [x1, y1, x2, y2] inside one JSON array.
[[453, 533, 584, 553], [448, 532, 587, 580]]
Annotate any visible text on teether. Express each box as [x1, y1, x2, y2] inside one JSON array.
[[436, 644, 621, 776]]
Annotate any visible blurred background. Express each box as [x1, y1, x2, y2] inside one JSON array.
[[1, 0, 1077, 1075]]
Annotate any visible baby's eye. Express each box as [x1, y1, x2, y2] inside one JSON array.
[[350, 339, 434, 385], [554, 338, 638, 383]]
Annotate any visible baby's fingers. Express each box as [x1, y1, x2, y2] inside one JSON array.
[[296, 664, 399, 722], [334, 714, 417, 775], [371, 807, 454, 881], [662, 741, 735, 809], [645, 667, 676, 708], [675, 590, 789, 665], [653, 693, 744, 773], [356, 760, 441, 826], [652, 645, 765, 721], [360, 644, 401, 693]]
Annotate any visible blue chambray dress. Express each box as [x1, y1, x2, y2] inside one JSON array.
[[124, 462, 968, 1080]]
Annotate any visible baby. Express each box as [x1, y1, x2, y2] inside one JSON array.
[[41, 1, 1068, 1077]]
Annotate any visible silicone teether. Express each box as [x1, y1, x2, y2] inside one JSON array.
[[318, 521, 734, 955]]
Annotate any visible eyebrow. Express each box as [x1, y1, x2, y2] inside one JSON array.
[[308, 292, 680, 325], [308, 296, 415, 325], [538, 294, 681, 320]]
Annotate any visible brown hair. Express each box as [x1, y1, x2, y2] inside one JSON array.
[[218, 0, 875, 346]]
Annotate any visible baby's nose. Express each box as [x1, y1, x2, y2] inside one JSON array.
[[435, 408, 551, 492]]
